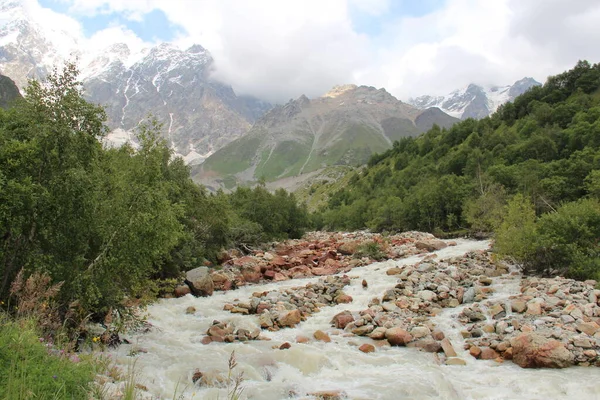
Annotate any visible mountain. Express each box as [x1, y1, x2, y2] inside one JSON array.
[[0, 1, 271, 164], [83, 42, 271, 164], [409, 78, 541, 120], [196, 84, 459, 188], [0, 0, 80, 89], [0, 73, 20, 108]]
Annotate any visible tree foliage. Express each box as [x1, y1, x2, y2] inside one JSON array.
[[0, 63, 310, 321]]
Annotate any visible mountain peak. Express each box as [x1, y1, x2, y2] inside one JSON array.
[[322, 84, 358, 98]]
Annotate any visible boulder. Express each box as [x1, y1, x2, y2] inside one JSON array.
[[335, 293, 353, 304], [314, 330, 331, 342], [415, 240, 447, 252], [441, 338, 457, 357], [445, 357, 466, 366], [359, 343, 375, 353], [278, 309, 302, 327], [480, 347, 500, 360], [331, 311, 354, 329], [386, 327, 413, 346], [185, 267, 214, 297], [174, 285, 191, 297], [510, 333, 574, 368], [368, 327, 387, 340]]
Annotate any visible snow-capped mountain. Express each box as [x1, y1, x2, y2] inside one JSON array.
[[0, 0, 80, 89], [0, 0, 271, 164], [409, 78, 541, 120]]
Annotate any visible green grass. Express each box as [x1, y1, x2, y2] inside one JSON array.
[[0, 315, 98, 400]]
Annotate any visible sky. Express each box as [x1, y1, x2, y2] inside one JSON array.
[[22, 0, 600, 103]]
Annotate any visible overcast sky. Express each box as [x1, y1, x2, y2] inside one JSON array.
[[27, 0, 600, 103]]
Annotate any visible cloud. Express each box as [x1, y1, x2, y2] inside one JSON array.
[[31, 0, 600, 102]]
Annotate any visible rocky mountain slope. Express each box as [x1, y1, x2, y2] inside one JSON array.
[[196, 84, 459, 188], [409, 78, 541, 119], [0, 0, 270, 164]]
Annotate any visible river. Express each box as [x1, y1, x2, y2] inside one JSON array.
[[107, 239, 600, 399]]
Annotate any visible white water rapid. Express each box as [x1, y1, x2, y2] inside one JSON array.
[[107, 239, 600, 400]]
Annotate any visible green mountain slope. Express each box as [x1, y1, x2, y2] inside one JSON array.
[[195, 85, 458, 188]]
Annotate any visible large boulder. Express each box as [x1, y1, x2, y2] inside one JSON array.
[[510, 333, 574, 368], [185, 267, 214, 297]]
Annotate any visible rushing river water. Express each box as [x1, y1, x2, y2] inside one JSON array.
[[108, 239, 600, 400]]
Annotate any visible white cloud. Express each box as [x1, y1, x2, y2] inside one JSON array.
[[29, 0, 600, 102]]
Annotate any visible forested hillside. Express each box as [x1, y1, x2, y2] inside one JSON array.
[[318, 61, 600, 280], [0, 64, 309, 323]]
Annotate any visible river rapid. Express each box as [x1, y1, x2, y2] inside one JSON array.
[[107, 239, 600, 400]]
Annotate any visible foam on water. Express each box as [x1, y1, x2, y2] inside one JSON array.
[[107, 239, 600, 399]]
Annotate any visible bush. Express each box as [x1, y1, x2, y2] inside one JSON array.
[[354, 240, 387, 261]]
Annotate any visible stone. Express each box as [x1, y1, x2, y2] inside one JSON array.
[[510, 333, 574, 368], [386, 327, 413, 346], [415, 240, 447, 252], [410, 326, 431, 339], [279, 342, 292, 350], [338, 242, 358, 255], [526, 300, 543, 315], [314, 330, 331, 342], [362, 279, 368, 288], [352, 325, 374, 336], [296, 335, 310, 343], [418, 290, 437, 302], [368, 327, 387, 340], [331, 311, 354, 329], [417, 339, 442, 353], [259, 313, 274, 329], [309, 390, 346, 400], [489, 303, 505, 318], [469, 345, 482, 358], [432, 329, 445, 341], [386, 268, 402, 275], [441, 338, 457, 357], [278, 309, 302, 327], [185, 267, 214, 297], [445, 357, 466, 366], [359, 343, 376, 353], [335, 294, 353, 304], [576, 322, 599, 336], [480, 347, 500, 360], [185, 306, 196, 315], [511, 300, 527, 313], [174, 285, 191, 297]]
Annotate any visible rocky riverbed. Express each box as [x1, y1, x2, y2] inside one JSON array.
[[99, 233, 600, 399]]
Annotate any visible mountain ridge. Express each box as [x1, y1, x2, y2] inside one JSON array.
[[409, 77, 541, 120]]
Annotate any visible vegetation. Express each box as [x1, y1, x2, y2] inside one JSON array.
[[0, 315, 98, 399], [316, 60, 600, 279], [0, 63, 310, 330]]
